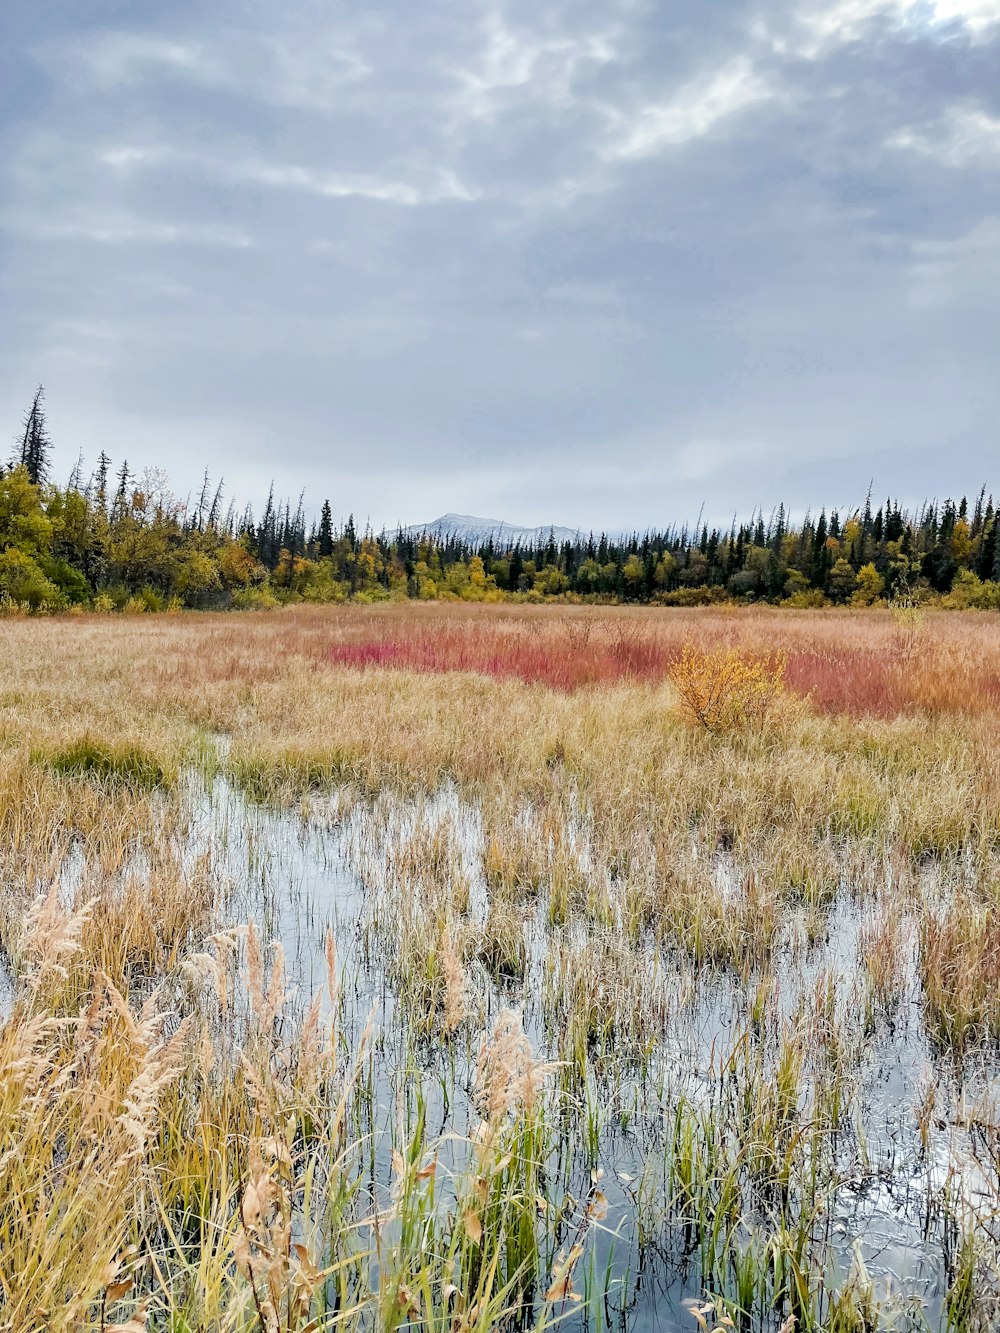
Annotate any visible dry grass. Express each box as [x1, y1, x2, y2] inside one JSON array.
[[0, 603, 999, 1329]]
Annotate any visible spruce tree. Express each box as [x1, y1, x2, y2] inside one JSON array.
[[92, 452, 111, 510], [207, 480, 224, 530], [259, 486, 277, 567], [18, 385, 51, 485], [114, 461, 131, 515], [319, 500, 334, 557], [978, 518, 997, 581]]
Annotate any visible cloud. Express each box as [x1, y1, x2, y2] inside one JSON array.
[[98, 140, 480, 208], [70, 32, 211, 85], [231, 161, 480, 207], [2, 0, 999, 529], [604, 56, 775, 159], [38, 24, 373, 111], [890, 104, 1000, 165], [756, 0, 1000, 64], [922, 0, 1000, 30], [449, 9, 619, 125], [100, 145, 167, 170], [907, 216, 1000, 305], [13, 212, 253, 248]]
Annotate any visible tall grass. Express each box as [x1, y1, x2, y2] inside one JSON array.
[[0, 604, 999, 1330]]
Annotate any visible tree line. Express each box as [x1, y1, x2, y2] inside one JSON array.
[[4, 387, 999, 612]]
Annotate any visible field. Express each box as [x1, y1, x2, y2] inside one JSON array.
[[0, 603, 998, 1332]]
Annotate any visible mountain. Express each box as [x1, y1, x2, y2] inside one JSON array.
[[401, 513, 584, 547]]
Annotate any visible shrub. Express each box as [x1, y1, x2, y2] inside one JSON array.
[[656, 586, 730, 607], [0, 548, 62, 610], [942, 570, 1000, 611], [781, 589, 827, 609], [136, 586, 165, 613], [43, 557, 91, 605], [667, 643, 787, 735], [231, 586, 280, 610]]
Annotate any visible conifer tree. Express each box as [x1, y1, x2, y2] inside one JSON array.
[[113, 461, 131, 515], [92, 452, 111, 511], [318, 500, 334, 557], [17, 386, 51, 485], [258, 485, 277, 566], [207, 479, 224, 530]]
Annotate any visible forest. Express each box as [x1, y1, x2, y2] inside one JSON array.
[[6, 387, 1000, 612]]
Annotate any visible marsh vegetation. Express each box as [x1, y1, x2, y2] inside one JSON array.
[[0, 604, 998, 1332]]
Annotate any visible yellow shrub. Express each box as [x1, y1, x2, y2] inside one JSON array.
[[667, 643, 787, 735]]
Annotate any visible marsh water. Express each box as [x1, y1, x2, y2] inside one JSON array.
[[27, 763, 1000, 1330]]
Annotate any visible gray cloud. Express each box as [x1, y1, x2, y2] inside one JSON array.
[[1, 0, 999, 531]]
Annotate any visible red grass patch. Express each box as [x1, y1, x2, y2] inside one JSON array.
[[328, 628, 670, 690], [326, 610, 1000, 721], [783, 650, 906, 718], [785, 647, 1000, 717]]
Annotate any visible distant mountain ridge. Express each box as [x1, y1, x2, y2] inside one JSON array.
[[402, 513, 584, 547]]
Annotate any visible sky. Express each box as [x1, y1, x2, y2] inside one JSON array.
[[1, 0, 999, 533]]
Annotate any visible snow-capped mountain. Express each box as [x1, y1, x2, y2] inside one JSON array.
[[402, 513, 584, 547]]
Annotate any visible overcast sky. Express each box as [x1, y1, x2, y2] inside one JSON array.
[[1, 0, 999, 532]]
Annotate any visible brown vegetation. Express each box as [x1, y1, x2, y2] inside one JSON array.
[[0, 603, 998, 1330]]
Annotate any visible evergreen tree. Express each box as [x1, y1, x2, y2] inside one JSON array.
[[207, 479, 224, 530], [195, 470, 211, 532], [258, 485, 277, 567], [68, 450, 85, 491], [771, 504, 786, 555], [113, 461, 131, 515], [509, 548, 523, 591], [92, 452, 111, 511], [17, 386, 51, 485], [972, 486, 986, 536], [319, 500, 334, 557], [978, 517, 998, 580]]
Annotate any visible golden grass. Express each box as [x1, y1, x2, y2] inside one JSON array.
[[0, 603, 999, 1329]]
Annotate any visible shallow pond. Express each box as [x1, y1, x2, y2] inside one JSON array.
[[7, 763, 997, 1331], [157, 769, 999, 1332]]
